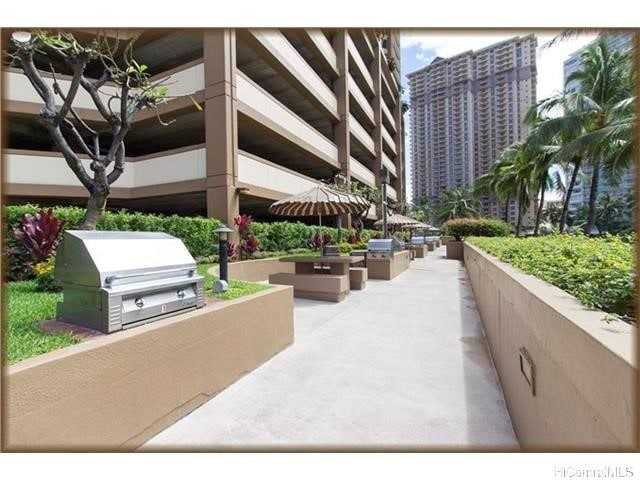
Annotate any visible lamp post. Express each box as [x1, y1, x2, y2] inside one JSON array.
[[381, 167, 390, 239], [214, 224, 233, 292]]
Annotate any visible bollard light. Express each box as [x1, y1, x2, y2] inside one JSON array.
[[213, 224, 233, 292]]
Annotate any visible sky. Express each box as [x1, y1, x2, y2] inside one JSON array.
[[400, 30, 598, 202]]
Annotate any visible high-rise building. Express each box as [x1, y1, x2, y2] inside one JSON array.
[[3, 29, 404, 232], [407, 35, 537, 223], [563, 34, 634, 214]]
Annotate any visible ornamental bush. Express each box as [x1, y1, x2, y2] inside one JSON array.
[[4, 205, 377, 260], [442, 217, 511, 241], [467, 234, 635, 317]]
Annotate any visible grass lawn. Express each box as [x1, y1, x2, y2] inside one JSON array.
[[197, 263, 271, 300], [5, 281, 77, 365], [5, 265, 271, 365]]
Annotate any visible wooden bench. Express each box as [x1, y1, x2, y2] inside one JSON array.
[[349, 267, 367, 290]]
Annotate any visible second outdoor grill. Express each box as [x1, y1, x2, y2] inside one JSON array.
[[55, 231, 205, 333]]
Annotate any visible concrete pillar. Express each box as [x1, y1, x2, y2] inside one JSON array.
[[333, 30, 351, 231], [204, 29, 239, 236], [392, 100, 404, 204], [371, 40, 384, 217]]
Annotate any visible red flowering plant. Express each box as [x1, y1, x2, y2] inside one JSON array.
[[13, 208, 66, 263], [309, 232, 332, 250], [233, 214, 259, 260], [233, 214, 253, 235], [240, 234, 259, 258], [226, 241, 238, 261]]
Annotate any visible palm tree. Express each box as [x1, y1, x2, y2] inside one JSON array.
[[436, 187, 479, 223], [530, 38, 633, 235], [525, 37, 633, 234], [474, 156, 517, 224]]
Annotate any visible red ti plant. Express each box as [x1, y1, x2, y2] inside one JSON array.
[[13, 209, 66, 263], [310, 232, 332, 250], [240, 234, 259, 258], [347, 229, 361, 244], [226, 241, 238, 261], [233, 214, 253, 235]]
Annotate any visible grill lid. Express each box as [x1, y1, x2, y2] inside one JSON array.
[[55, 231, 198, 288], [367, 238, 393, 251]]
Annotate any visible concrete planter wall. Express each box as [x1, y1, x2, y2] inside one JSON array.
[[209, 257, 295, 282], [464, 242, 636, 450], [4, 285, 294, 451], [445, 240, 463, 260]]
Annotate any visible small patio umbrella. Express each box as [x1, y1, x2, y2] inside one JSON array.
[[268, 184, 370, 248], [373, 213, 420, 228]]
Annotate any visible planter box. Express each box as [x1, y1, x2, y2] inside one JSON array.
[[367, 250, 411, 280], [445, 240, 463, 260], [4, 285, 294, 451], [464, 242, 636, 450], [209, 257, 295, 282]]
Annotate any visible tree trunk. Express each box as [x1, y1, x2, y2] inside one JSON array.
[[503, 194, 511, 223], [516, 205, 522, 237], [560, 157, 582, 233], [534, 177, 547, 236], [79, 188, 108, 230], [585, 161, 601, 235]]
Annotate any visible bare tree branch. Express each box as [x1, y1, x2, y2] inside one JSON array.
[[62, 119, 99, 160], [107, 142, 125, 185], [56, 57, 87, 124]]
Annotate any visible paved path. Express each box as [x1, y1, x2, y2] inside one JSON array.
[[144, 247, 518, 449]]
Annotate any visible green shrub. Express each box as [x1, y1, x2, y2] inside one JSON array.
[[467, 234, 634, 317], [4, 205, 377, 259], [337, 242, 353, 254], [443, 218, 511, 241]]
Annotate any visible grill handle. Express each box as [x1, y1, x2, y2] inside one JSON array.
[[105, 267, 195, 285]]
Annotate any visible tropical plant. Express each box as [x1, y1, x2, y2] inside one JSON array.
[[12, 209, 66, 264], [234, 214, 253, 235], [240, 234, 259, 258], [310, 232, 332, 250], [436, 187, 479, 223], [527, 37, 634, 235], [226, 241, 238, 261]]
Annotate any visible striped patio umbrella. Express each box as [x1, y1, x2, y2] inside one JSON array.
[[373, 213, 420, 228], [268, 184, 370, 246]]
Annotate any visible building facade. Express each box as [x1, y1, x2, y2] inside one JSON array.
[[3, 29, 404, 232], [407, 35, 537, 223], [563, 33, 634, 214]]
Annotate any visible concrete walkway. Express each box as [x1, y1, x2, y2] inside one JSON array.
[[144, 247, 518, 449]]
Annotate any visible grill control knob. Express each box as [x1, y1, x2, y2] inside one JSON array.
[[176, 289, 185, 299], [135, 297, 144, 308]]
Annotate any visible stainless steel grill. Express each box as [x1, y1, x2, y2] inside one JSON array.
[[367, 238, 394, 259], [55, 231, 205, 333], [410, 236, 425, 245]]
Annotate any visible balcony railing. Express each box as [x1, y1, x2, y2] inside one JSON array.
[[349, 114, 375, 156], [349, 156, 376, 188], [386, 184, 398, 201], [382, 125, 397, 154], [4, 147, 206, 189], [248, 29, 338, 119], [4, 68, 119, 110], [348, 73, 374, 124], [381, 100, 396, 132], [304, 29, 338, 74], [347, 35, 374, 96], [238, 150, 318, 196], [382, 152, 397, 178], [237, 71, 339, 167]]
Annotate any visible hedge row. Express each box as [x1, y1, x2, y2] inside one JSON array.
[[5, 205, 377, 258], [467, 234, 635, 317], [442, 218, 511, 240]]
